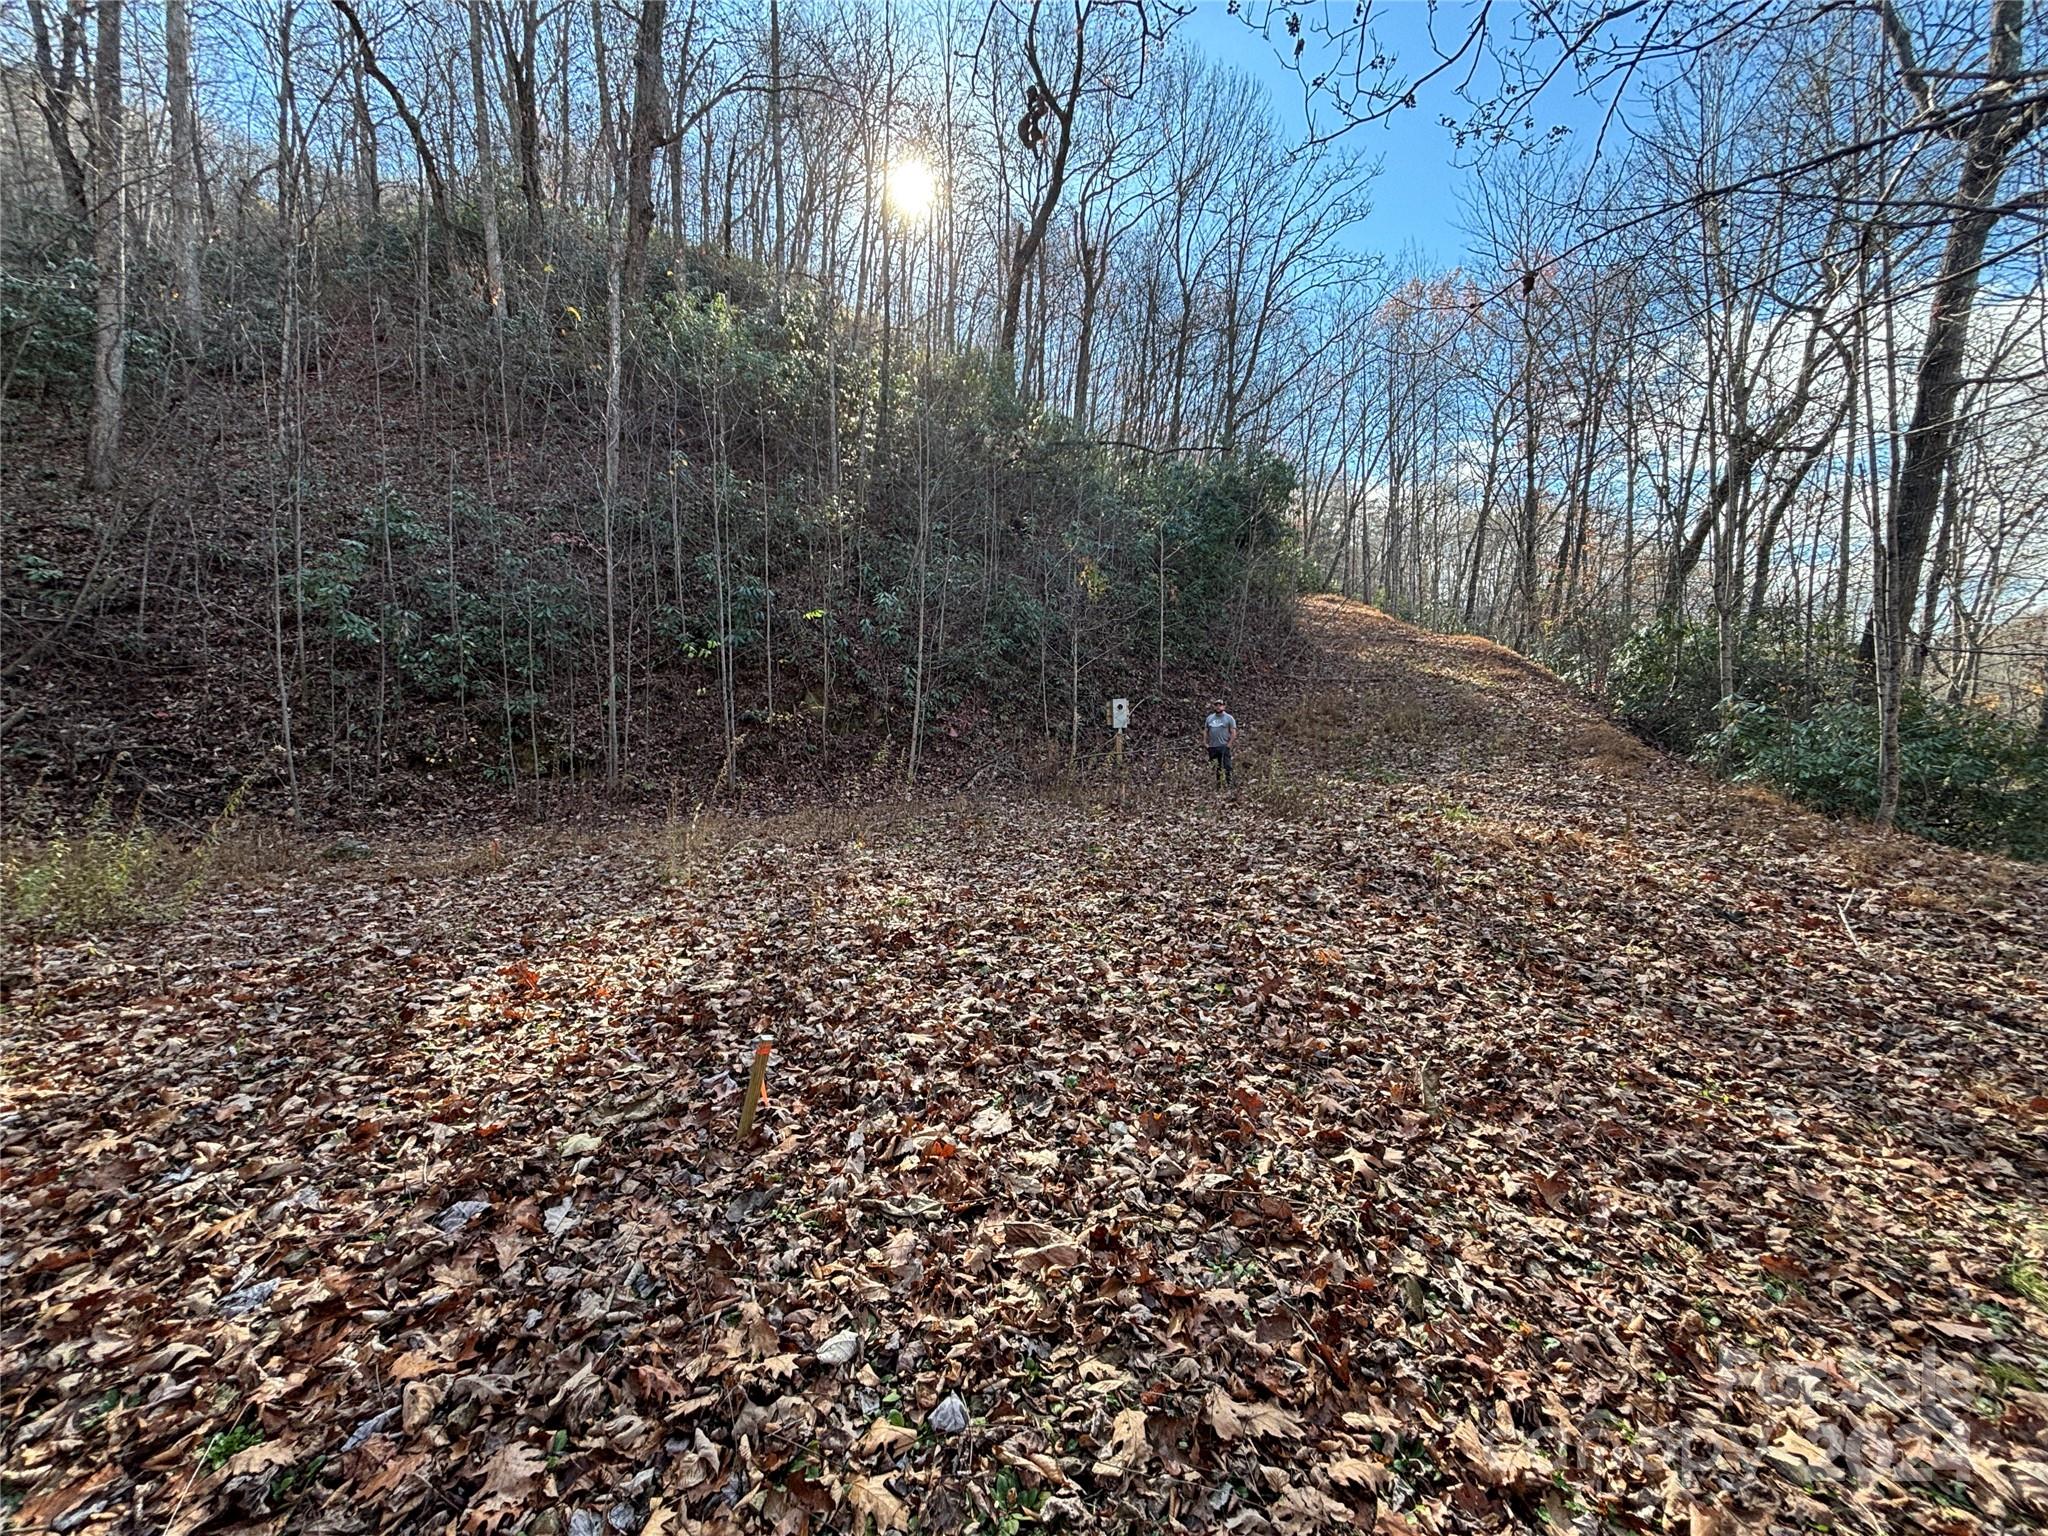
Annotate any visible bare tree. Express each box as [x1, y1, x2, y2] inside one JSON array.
[[619, 0, 668, 293], [84, 0, 125, 490], [989, 0, 1168, 380], [467, 0, 508, 319], [165, 0, 203, 349], [491, 0, 546, 230], [26, 0, 89, 217], [332, 0, 453, 244], [1871, 0, 2047, 824]]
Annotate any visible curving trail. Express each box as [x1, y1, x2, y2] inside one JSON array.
[[5, 598, 2046, 1535]]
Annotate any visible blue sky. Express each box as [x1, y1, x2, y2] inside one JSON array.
[[1175, 0, 1618, 268]]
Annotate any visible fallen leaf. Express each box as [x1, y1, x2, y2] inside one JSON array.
[[222, 1438, 299, 1479], [928, 1393, 971, 1436], [388, 1350, 446, 1382], [1274, 1484, 1352, 1533], [857, 1418, 917, 1455], [1451, 1419, 1552, 1489], [1092, 1406, 1150, 1476], [844, 1473, 908, 1532], [1324, 1454, 1388, 1489], [971, 1105, 1014, 1138]]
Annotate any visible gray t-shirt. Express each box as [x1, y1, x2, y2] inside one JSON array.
[[1205, 711, 1236, 749]]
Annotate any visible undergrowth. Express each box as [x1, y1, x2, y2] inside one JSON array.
[[2, 778, 253, 934]]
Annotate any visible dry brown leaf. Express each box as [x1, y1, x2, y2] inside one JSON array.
[[844, 1473, 908, 1532], [6, 596, 2041, 1536], [1273, 1485, 1352, 1534], [388, 1349, 446, 1382], [1024, 1451, 1071, 1487], [462, 1441, 549, 1532], [357, 1450, 430, 1502], [1205, 1386, 1246, 1440], [1208, 1387, 1304, 1442], [221, 1438, 299, 1479], [1091, 1406, 1151, 1476], [16, 1465, 118, 1530], [1766, 1429, 1840, 1481], [1011, 1241, 1086, 1272], [856, 1417, 917, 1456], [1323, 1454, 1388, 1489], [1451, 1418, 1553, 1488], [402, 1378, 447, 1433]]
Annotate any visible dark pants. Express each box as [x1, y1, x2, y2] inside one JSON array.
[[1208, 744, 1233, 786]]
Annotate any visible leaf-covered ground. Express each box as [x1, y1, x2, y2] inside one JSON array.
[[6, 598, 2046, 1536]]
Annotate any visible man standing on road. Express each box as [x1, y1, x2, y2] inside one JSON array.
[[1202, 699, 1237, 789]]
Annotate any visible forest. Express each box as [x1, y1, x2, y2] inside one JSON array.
[[1, 0, 2042, 851], [3, 3, 2048, 1535]]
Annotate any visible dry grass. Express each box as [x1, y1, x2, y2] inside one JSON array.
[[1266, 691, 1358, 749], [647, 798, 744, 885], [1031, 763, 1176, 819], [642, 794, 921, 886], [1, 780, 272, 935], [770, 799, 917, 850], [1834, 836, 2025, 909], [1238, 751, 1329, 820], [1266, 686, 1434, 767], [1892, 881, 1976, 914], [1019, 733, 1078, 787], [427, 837, 514, 878], [1564, 722, 1657, 777], [1727, 783, 1788, 813]]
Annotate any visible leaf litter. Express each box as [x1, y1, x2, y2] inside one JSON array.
[[3, 598, 2046, 1534]]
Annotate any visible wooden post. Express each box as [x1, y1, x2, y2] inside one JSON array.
[[738, 1038, 772, 1141]]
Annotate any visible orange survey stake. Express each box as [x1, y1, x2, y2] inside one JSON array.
[[738, 1038, 772, 1140]]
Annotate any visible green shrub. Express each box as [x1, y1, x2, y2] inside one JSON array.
[[2, 816, 172, 930], [1699, 693, 2048, 859], [0, 255, 97, 398], [1604, 613, 1858, 752], [3, 781, 252, 933], [1, 228, 174, 396]]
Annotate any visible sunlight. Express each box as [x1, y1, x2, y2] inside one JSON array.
[[883, 156, 937, 222]]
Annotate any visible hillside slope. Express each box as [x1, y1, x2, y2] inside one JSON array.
[[5, 598, 2046, 1534], [2, 265, 1298, 828]]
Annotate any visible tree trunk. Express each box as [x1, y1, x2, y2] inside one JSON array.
[[1515, 279, 1539, 644], [769, 0, 786, 296], [28, 0, 90, 219], [1465, 421, 1501, 629], [494, 0, 544, 231], [349, 56, 381, 222], [999, 15, 1085, 374], [1883, 174, 2007, 665], [1071, 222, 1107, 426], [1875, 0, 2033, 826], [593, 0, 625, 783], [332, 0, 452, 251], [467, 0, 508, 322], [1911, 454, 1960, 686], [603, 233, 623, 785], [1832, 306, 1860, 633], [84, 0, 125, 491], [165, 0, 203, 350], [620, 0, 669, 294], [556, 4, 572, 203]]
